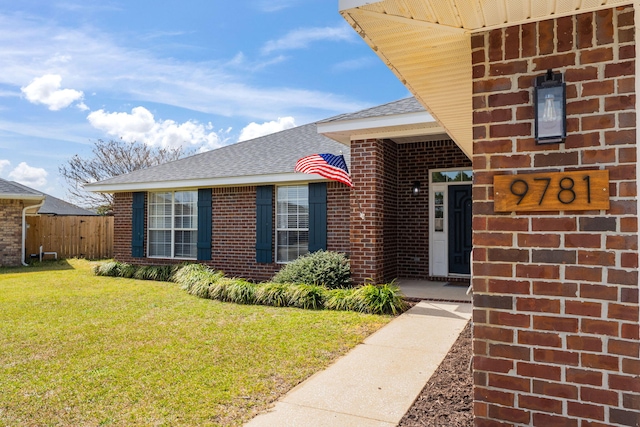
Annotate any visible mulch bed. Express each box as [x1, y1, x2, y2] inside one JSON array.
[[398, 320, 473, 427]]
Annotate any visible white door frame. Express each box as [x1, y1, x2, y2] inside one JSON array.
[[428, 168, 473, 278]]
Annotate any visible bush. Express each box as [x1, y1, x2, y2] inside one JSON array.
[[94, 261, 121, 277], [352, 282, 407, 315], [173, 264, 223, 295], [255, 283, 293, 307], [224, 279, 257, 305], [119, 263, 137, 278], [272, 250, 351, 289], [324, 288, 357, 312], [289, 284, 325, 310], [92, 260, 407, 315]]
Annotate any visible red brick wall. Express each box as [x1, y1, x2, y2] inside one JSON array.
[[472, 7, 639, 426], [112, 182, 350, 282], [0, 200, 26, 267], [350, 138, 471, 283], [397, 140, 472, 278], [350, 138, 394, 284]]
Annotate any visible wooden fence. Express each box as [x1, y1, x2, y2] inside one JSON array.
[[26, 216, 114, 260]]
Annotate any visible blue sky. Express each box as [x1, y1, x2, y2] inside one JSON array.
[[0, 0, 409, 201]]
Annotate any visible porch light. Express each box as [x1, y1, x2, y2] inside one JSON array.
[[534, 69, 566, 144], [412, 181, 421, 196]]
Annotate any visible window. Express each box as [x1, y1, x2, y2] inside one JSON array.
[[276, 185, 309, 263], [148, 191, 197, 259]]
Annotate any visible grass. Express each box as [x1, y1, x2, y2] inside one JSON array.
[[0, 259, 391, 426]]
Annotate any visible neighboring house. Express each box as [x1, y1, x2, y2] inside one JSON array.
[[0, 178, 97, 267], [0, 179, 45, 267], [340, 1, 639, 426], [87, 97, 471, 283]]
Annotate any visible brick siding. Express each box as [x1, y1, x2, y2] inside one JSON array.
[[350, 138, 471, 284], [112, 182, 350, 282], [0, 199, 25, 267], [398, 140, 472, 279], [472, 7, 639, 426]]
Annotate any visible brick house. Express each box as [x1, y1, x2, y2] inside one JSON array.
[[0, 179, 46, 267], [340, 1, 639, 426], [0, 178, 97, 267], [87, 98, 472, 284]]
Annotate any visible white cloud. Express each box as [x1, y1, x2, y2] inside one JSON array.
[[261, 26, 355, 55], [238, 117, 296, 141], [21, 74, 84, 111], [0, 159, 10, 174], [87, 106, 229, 151], [8, 162, 48, 188], [0, 13, 367, 126]]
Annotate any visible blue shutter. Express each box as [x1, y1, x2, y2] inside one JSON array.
[[197, 188, 212, 261], [255, 186, 273, 263], [131, 192, 145, 258], [308, 182, 327, 252]]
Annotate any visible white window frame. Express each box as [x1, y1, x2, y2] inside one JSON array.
[[147, 190, 198, 260], [275, 185, 309, 264]]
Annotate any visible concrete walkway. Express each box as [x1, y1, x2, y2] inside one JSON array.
[[244, 300, 472, 427]]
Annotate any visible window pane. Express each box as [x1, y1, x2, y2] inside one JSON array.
[[175, 230, 197, 258], [276, 185, 309, 263], [149, 230, 171, 257]]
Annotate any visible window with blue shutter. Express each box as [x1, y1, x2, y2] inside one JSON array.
[[197, 188, 212, 261], [256, 186, 273, 263], [131, 192, 145, 258], [308, 182, 327, 253]]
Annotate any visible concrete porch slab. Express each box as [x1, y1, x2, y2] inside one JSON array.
[[397, 278, 472, 302]]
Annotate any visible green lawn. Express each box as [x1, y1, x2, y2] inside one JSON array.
[[0, 259, 391, 426]]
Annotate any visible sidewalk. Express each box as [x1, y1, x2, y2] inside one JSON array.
[[244, 300, 472, 427]]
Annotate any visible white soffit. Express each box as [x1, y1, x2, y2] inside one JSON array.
[[341, 0, 633, 158], [317, 110, 445, 144]]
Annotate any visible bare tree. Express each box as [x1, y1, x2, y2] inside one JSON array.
[[60, 139, 189, 214]]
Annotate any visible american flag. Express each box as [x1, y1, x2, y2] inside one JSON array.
[[295, 153, 353, 187]]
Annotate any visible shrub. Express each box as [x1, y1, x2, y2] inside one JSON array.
[[324, 288, 357, 312], [352, 282, 406, 315], [94, 261, 121, 277], [255, 283, 293, 307], [148, 265, 177, 282], [119, 263, 137, 278], [92, 260, 407, 316], [289, 284, 325, 310], [224, 279, 257, 305], [173, 264, 221, 291], [272, 250, 351, 289]]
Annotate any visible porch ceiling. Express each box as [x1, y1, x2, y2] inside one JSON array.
[[339, 0, 633, 157]]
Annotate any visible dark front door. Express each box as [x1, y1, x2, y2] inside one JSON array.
[[448, 185, 472, 275]]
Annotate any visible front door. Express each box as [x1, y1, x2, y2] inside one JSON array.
[[448, 185, 472, 275]]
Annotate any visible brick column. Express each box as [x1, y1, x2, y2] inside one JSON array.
[[472, 7, 639, 426], [350, 138, 396, 284]]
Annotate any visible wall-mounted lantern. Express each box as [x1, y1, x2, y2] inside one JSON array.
[[534, 69, 566, 144], [412, 181, 421, 196]]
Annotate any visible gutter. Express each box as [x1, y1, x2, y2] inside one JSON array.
[[22, 199, 45, 266]]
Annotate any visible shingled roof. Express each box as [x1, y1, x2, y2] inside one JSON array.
[[0, 178, 95, 215], [319, 97, 425, 123], [0, 178, 44, 200], [86, 122, 349, 192]]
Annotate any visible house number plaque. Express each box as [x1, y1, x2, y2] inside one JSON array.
[[494, 170, 609, 212]]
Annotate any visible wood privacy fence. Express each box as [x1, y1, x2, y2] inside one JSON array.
[[26, 216, 114, 260]]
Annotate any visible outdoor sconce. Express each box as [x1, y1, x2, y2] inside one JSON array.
[[412, 181, 421, 196], [534, 69, 566, 144]]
